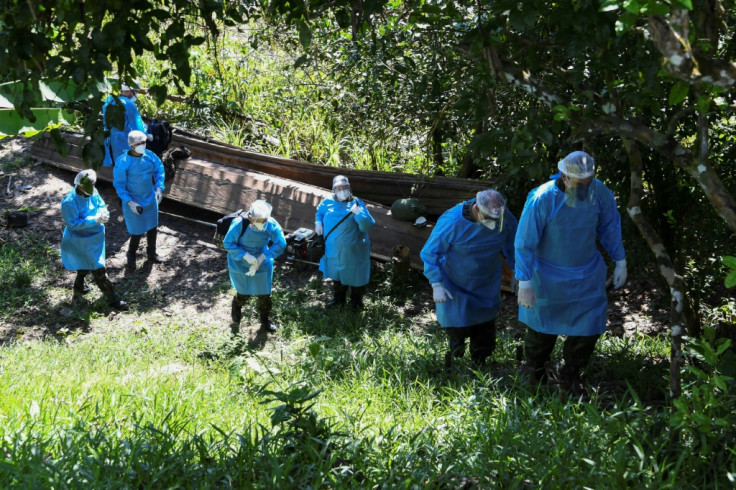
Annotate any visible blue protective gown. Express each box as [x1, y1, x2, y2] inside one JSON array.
[[224, 217, 286, 295], [102, 95, 147, 167], [60, 188, 108, 271], [113, 149, 165, 235], [316, 197, 375, 287], [515, 179, 625, 336], [421, 200, 518, 328]]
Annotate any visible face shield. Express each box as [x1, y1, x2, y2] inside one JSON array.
[[476, 190, 506, 232], [558, 151, 596, 206], [248, 200, 272, 230], [332, 175, 352, 202]]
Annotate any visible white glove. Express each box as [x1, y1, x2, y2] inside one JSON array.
[[95, 210, 110, 224], [127, 201, 142, 215], [246, 264, 258, 276], [256, 254, 266, 266], [315, 222, 323, 236], [613, 259, 627, 289], [155, 188, 163, 204], [244, 253, 258, 265], [510, 276, 519, 294], [350, 202, 361, 215], [518, 281, 536, 308], [146, 133, 154, 141], [431, 283, 454, 303]]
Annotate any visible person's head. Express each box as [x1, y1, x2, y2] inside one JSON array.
[[121, 83, 136, 100], [247, 200, 272, 231], [128, 130, 147, 155], [332, 175, 352, 202], [475, 189, 506, 231], [74, 169, 97, 196], [558, 151, 595, 202]]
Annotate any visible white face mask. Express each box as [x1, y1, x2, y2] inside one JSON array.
[[481, 219, 497, 230], [336, 190, 351, 201], [252, 221, 266, 231], [133, 143, 146, 154]]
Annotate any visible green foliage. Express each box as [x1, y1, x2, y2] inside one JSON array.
[[0, 238, 57, 315], [723, 256, 736, 288]]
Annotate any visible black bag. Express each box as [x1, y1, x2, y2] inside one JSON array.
[[214, 210, 249, 249], [285, 228, 325, 263], [147, 119, 173, 157], [160, 146, 190, 182]]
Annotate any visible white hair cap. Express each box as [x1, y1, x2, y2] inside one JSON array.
[[121, 84, 132, 92], [74, 169, 97, 186], [248, 200, 272, 220], [476, 189, 506, 219], [128, 130, 148, 146], [558, 151, 595, 178], [332, 175, 350, 189]]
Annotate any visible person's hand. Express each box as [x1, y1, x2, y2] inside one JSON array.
[[613, 259, 627, 289], [256, 254, 266, 266], [510, 276, 519, 294], [350, 202, 361, 215], [315, 222, 323, 235], [431, 283, 454, 303], [94, 211, 108, 224], [127, 201, 142, 215], [518, 281, 536, 308], [146, 133, 154, 141], [244, 253, 258, 265], [246, 264, 258, 276], [155, 188, 163, 204]]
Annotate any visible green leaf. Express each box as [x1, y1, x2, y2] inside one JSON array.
[[623, 0, 641, 14], [668, 82, 689, 106], [297, 20, 312, 50], [721, 256, 736, 269], [696, 94, 711, 113], [0, 108, 75, 138], [672, 0, 693, 9], [725, 270, 736, 288]]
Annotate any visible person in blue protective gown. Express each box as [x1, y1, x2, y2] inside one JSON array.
[[60, 170, 127, 310], [420, 189, 518, 368], [224, 200, 286, 334], [515, 150, 627, 389], [113, 130, 167, 271], [315, 175, 376, 310], [102, 83, 151, 167]]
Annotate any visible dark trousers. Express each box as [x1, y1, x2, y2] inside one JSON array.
[[74, 268, 117, 302], [445, 319, 496, 364], [524, 328, 600, 373]]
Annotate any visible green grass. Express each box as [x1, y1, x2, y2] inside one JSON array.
[[1, 237, 735, 486]]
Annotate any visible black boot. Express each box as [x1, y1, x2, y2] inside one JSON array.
[[127, 235, 142, 271], [73, 271, 91, 294], [231, 293, 248, 326], [146, 228, 167, 263], [93, 268, 128, 310], [326, 282, 347, 309], [349, 285, 365, 311], [258, 295, 278, 333]]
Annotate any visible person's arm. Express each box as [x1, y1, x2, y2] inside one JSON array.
[[420, 212, 452, 285], [151, 152, 166, 191], [315, 200, 326, 235], [112, 160, 133, 204], [223, 218, 247, 260], [514, 191, 545, 282], [502, 208, 518, 272], [263, 220, 287, 261], [596, 183, 625, 262], [350, 198, 376, 233], [61, 197, 99, 232]]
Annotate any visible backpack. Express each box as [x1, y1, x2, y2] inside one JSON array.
[[390, 197, 427, 221], [147, 119, 173, 157], [214, 210, 250, 249], [160, 146, 190, 182]]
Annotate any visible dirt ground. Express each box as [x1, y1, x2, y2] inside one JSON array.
[[0, 136, 670, 345]]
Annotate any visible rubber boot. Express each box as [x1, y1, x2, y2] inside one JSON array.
[[560, 364, 585, 397], [349, 285, 365, 311], [231, 293, 248, 331], [73, 271, 91, 295], [326, 282, 347, 309], [127, 235, 142, 271], [258, 295, 278, 333], [146, 228, 167, 263], [93, 268, 128, 310]]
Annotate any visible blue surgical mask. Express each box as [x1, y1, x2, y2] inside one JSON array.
[[133, 143, 146, 154]]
